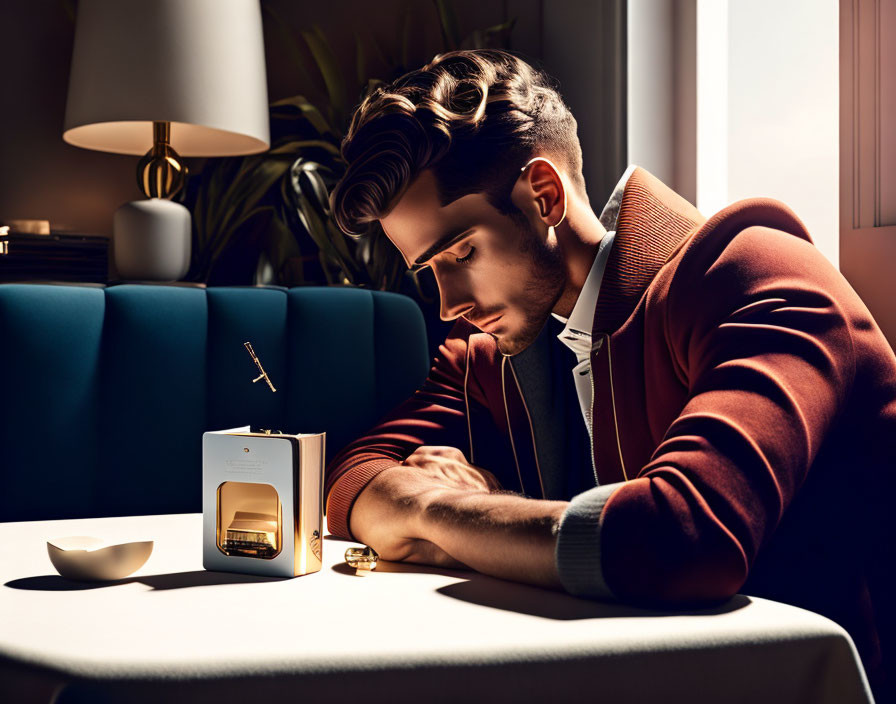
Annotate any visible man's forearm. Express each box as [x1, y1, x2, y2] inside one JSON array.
[[421, 489, 569, 589]]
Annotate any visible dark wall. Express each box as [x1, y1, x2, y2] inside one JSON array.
[[0, 0, 136, 236]]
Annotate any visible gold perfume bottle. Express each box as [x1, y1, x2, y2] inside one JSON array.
[[202, 426, 324, 578]]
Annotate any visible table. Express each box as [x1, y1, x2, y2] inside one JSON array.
[[0, 514, 874, 703]]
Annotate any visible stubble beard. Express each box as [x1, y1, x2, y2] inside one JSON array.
[[494, 223, 566, 357]]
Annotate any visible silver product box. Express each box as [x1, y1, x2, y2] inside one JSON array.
[[202, 426, 325, 578]]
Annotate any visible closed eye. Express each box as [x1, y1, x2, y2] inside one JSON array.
[[456, 246, 476, 265]]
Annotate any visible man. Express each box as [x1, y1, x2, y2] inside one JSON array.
[[324, 49, 896, 695]]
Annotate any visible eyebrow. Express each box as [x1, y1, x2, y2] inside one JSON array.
[[409, 227, 475, 272]]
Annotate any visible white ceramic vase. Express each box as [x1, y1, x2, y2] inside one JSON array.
[[113, 198, 191, 281]]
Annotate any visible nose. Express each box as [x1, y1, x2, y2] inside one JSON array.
[[431, 267, 473, 322]]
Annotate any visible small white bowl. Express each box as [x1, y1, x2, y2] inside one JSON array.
[[47, 536, 154, 581]]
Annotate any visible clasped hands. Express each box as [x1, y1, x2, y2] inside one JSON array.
[[348, 445, 504, 569]]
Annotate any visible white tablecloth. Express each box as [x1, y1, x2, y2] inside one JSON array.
[[0, 513, 873, 703]]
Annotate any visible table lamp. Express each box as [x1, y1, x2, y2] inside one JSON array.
[[63, 0, 271, 281]]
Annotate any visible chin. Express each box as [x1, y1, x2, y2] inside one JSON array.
[[495, 337, 519, 356], [494, 329, 536, 357], [497, 308, 554, 356]]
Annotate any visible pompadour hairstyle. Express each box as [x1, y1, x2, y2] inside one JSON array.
[[329, 49, 585, 237]]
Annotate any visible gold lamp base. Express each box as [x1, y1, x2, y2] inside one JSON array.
[[136, 121, 188, 199]]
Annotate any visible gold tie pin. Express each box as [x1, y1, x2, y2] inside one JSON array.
[[244, 341, 276, 392]]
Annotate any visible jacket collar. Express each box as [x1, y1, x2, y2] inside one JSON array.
[[551, 164, 638, 348], [592, 166, 706, 336]]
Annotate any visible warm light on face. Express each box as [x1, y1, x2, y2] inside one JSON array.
[[381, 169, 566, 356]]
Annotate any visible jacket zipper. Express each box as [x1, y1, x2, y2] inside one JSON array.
[[506, 356, 546, 498], [588, 341, 600, 486], [601, 332, 629, 481], [500, 355, 526, 495]]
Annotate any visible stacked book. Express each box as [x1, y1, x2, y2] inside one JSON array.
[[0, 230, 109, 283]]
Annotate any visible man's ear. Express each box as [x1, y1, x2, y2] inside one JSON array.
[[513, 157, 567, 229]]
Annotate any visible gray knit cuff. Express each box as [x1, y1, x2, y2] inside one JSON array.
[[555, 482, 624, 599]]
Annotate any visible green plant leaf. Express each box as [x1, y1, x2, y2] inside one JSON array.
[[261, 3, 323, 98], [270, 95, 338, 138], [210, 158, 247, 234], [200, 158, 230, 250], [354, 30, 367, 90], [201, 159, 291, 264], [324, 217, 360, 270], [301, 25, 348, 128], [370, 228, 405, 291], [433, 0, 462, 51], [289, 183, 358, 283], [224, 158, 291, 221], [462, 17, 517, 49], [264, 211, 303, 285], [292, 160, 334, 218], [484, 17, 517, 36], [207, 205, 275, 266], [288, 159, 351, 266], [268, 139, 341, 157], [191, 183, 205, 248]]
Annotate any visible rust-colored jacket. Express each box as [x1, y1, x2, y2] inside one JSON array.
[[325, 167, 896, 688]]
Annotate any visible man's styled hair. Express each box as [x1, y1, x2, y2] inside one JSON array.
[[330, 49, 585, 237]]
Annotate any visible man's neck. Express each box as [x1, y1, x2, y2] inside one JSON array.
[[552, 206, 608, 319]]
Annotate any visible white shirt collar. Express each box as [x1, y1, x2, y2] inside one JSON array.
[[551, 164, 638, 348]]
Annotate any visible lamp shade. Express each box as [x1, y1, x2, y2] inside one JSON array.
[[63, 0, 270, 157]]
